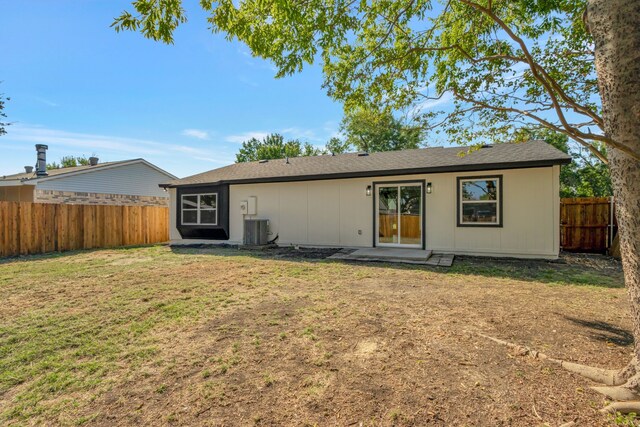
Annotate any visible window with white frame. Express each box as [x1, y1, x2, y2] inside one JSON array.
[[181, 193, 218, 225], [457, 176, 502, 226]]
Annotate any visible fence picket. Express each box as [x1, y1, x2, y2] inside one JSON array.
[[560, 197, 616, 253], [0, 202, 169, 257]]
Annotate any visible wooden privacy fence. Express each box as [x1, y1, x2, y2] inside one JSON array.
[[560, 197, 616, 253], [378, 213, 421, 243], [0, 202, 169, 257]]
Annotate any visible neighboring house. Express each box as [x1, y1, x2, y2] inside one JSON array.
[[0, 145, 176, 206], [160, 140, 571, 259]]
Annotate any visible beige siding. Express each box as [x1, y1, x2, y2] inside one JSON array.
[[172, 166, 560, 259]]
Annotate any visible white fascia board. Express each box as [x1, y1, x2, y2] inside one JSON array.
[[0, 180, 35, 187]]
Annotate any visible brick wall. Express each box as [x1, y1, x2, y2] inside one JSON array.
[[34, 189, 169, 207]]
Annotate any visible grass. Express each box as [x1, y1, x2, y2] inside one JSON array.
[[447, 256, 624, 288], [0, 244, 628, 426]]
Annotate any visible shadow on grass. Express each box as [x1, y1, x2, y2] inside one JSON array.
[[0, 244, 166, 265], [168, 245, 625, 289], [563, 315, 633, 346], [445, 256, 624, 289], [0, 244, 622, 290]]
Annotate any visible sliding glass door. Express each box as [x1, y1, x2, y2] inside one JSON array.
[[376, 183, 422, 248]]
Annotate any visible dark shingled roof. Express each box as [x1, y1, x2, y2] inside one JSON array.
[[1, 159, 177, 183], [1, 160, 135, 182], [163, 140, 571, 187]]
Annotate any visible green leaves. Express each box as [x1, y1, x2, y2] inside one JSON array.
[[47, 156, 92, 170], [235, 133, 323, 162], [519, 128, 611, 197], [114, 0, 607, 156], [0, 83, 9, 137], [341, 108, 424, 153], [112, 0, 187, 44]]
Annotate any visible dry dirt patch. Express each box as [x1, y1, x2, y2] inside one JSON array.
[[0, 245, 631, 426]]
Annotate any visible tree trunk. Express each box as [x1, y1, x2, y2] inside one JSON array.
[[587, 0, 640, 385]]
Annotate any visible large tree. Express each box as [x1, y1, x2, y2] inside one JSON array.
[[324, 136, 351, 155], [340, 108, 424, 153], [115, 0, 640, 411], [235, 133, 321, 162], [520, 128, 612, 197], [47, 155, 92, 170]]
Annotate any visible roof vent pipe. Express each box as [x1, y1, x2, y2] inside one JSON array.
[[35, 144, 48, 176], [89, 156, 99, 166], [24, 166, 34, 174], [285, 156, 290, 164]]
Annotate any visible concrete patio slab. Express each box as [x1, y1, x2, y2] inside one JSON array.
[[424, 253, 455, 267], [329, 247, 438, 265]]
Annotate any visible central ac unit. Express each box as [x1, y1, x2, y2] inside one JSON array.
[[243, 219, 269, 245]]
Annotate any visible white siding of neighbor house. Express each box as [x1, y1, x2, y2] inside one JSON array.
[[170, 166, 561, 259], [35, 162, 171, 198]]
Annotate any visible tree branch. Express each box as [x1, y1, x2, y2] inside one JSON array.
[[458, 0, 613, 143], [456, 0, 640, 160], [452, 89, 610, 163]]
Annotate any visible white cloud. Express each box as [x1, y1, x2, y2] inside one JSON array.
[[412, 91, 454, 113], [181, 128, 209, 140], [237, 48, 278, 73], [34, 97, 59, 107], [7, 124, 213, 158], [199, 157, 234, 165], [280, 127, 321, 142], [237, 48, 252, 58], [224, 124, 341, 145], [322, 121, 342, 140], [224, 131, 270, 144], [237, 75, 259, 87]]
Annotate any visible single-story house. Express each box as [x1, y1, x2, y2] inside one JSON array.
[[0, 144, 177, 206], [160, 140, 571, 259]]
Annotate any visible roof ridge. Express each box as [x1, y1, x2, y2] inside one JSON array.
[[1, 158, 148, 181], [162, 140, 569, 188]]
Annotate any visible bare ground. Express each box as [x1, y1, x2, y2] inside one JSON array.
[[0, 245, 633, 426]]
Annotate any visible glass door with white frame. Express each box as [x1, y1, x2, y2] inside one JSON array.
[[376, 183, 422, 248]]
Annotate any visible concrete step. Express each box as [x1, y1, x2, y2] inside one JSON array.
[[328, 247, 455, 266]]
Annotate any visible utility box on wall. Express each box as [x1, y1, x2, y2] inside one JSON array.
[[247, 196, 257, 215], [240, 196, 257, 216]]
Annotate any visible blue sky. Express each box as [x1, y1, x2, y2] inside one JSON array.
[[0, 1, 345, 177]]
